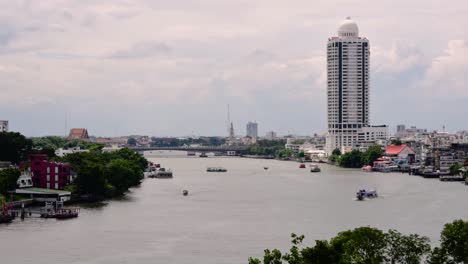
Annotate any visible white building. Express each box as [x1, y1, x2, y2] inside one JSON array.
[[55, 147, 89, 157], [325, 17, 387, 154], [0, 120, 8, 132], [246, 121, 258, 138]]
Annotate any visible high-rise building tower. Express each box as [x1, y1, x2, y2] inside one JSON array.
[[246, 121, 258, 138], [326, 17, 387, 154], [0, 120, 9, 132]]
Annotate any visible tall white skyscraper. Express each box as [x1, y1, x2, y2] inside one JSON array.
[[246, 121, 258, 138], [326, 17, 387, 154]]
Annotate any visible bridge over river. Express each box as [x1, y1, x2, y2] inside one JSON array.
[[129, 146, 248, 155]]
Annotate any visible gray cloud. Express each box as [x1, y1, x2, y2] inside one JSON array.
[[0, 0, 467, 136]]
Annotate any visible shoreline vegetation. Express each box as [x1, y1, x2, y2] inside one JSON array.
[[0, 132, 148, 204], [249, 219, 468, 264]]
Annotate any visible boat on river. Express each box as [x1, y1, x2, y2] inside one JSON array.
[[183, 190, 189, 196], [207, 167, 227, 172], [310, 164, 321, 172], [150, 168, 173, 178], [356, 189, 378, 201], [55, 207, 80, 219]]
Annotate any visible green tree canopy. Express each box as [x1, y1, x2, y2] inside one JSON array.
[[362, 145, 383, 166], [0, 168, 21, 196], [332, 148, 342, 156], [339, 150, 364, 168], [0, 132, 33, 164]]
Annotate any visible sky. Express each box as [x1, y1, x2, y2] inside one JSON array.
[[0, 0, 467, 137]]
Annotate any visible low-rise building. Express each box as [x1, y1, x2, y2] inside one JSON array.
[[55, 147, 89, 157], [385, 144, 416, 162], [29, 154, 72, 190]]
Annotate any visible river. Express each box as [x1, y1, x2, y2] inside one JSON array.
[[1, 152, 468, 264]]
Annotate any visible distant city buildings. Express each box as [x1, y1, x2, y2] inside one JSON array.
[[325, 17, 388, 155], [0, 120, 8, 132], [68, 128, 89, 140], [265, 131, 277, 140], [246, 121, 258, 138]]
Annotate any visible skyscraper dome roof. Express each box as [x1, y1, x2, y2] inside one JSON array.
[[338, 17, 359, 38]]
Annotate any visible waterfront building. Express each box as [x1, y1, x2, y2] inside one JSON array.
[[29, 154, 72, 190], [68, 128, 89, 140], [0, 120, 8, 132], [325, 17, 387, 155], [246, 121, 258, 138], [385, 144, 416, 162]]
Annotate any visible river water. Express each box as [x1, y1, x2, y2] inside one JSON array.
[[1, 152, 468, 264]]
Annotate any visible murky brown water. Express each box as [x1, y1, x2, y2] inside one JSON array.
[[1, 152, 467, 264]]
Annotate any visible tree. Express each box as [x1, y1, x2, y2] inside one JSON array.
[[0, 132, 33, 164], [106, 159, 143, 195], [339, 150, 364, 168], [301, 240, 340, 264], [127, 137, 137, 146], [438, 219, 468, 263], [362, 145, 383, 166], [385, 229, 431, 264], [0, 168, 21, 196], [391, 139, 402, 146], [331, 227, 387, 264], [449, 163, 462, 176], [74, 161, 107, 197], [332, 148, 341, 156]]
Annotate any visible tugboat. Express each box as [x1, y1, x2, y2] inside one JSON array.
[[299, 164, 306, 169], [207, 167, 227, 172], [310, 164, 321, 172], [356, 189, 378, 201]]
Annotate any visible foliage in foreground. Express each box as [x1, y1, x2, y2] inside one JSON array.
[[249, 219, 468, 264], [328, 145, 383, 168]]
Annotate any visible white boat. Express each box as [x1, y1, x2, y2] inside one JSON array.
[[356, 189, 378, 200]]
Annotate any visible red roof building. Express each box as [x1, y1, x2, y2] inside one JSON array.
[[68, 128, 89, 140], [385, 144, 415, 160]]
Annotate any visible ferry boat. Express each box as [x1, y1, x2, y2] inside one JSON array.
[[299, 164, 306, 168], [55, 207, 80, 219], [310, 164, 321, 172], [207, 167, 227, 172], [439, 175, 465, 182], [151, 168, 173, 178], [356, 189, 378, 201]]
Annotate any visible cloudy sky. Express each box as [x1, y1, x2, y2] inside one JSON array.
[[1, 0, 467, 137]]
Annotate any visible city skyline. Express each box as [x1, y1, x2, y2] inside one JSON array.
[[1, 1, 468, 137]]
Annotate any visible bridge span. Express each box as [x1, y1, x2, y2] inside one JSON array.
[[129, 146, 248, 155]]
